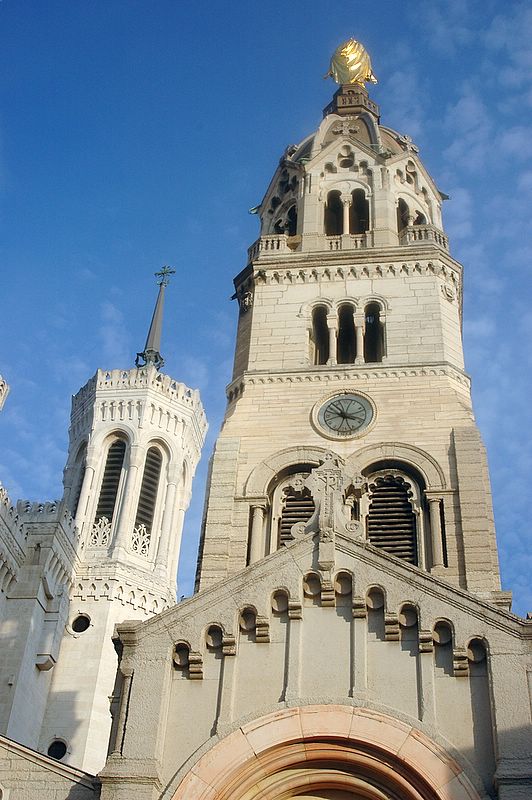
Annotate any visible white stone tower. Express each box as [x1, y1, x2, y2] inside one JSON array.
[[196, 68, 506, 609], [38, 269, 207, 773]]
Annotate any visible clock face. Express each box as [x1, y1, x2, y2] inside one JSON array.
[[317, 393, 373, 438]]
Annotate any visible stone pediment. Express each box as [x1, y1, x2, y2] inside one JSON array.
[[117, 529, 524, 660]]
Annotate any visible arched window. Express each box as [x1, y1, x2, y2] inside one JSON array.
[[397, 198, 409, 232], [324, 190, 343, 235], [349, 189, 369, 233], [70, 442, 87, 516], [365, 472, 419, 565], [131, 447, 163, 557], [337, 304, 356, 364], [364, 303, 384, 363], [286, 204, 297, 236], [310, 306, 329, 365], [90, 439, 126, 546], [269, 469, 316, 553]]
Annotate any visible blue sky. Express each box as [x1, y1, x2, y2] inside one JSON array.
[[1, 1, 531, 615]]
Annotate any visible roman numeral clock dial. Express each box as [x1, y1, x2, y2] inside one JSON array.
[[314, 392, 375, 440]]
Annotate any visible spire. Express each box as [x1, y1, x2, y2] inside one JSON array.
[[135, 266, 176, 370]]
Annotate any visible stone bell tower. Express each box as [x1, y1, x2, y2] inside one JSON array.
[[38, 269, 207, 774], [196, 43, 507, 611]]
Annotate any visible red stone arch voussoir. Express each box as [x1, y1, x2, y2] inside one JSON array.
[[170, 705, 482, 800]]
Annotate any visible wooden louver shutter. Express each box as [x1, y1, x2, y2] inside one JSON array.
[[366, 474, 418, 565], [134, 447, 162, 533], [94, 440, 126, 523], [279, 489, 315, 544]]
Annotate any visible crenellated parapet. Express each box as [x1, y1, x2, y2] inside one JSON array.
[[69, 366, 207, 462], [0, 483, 25, 593]]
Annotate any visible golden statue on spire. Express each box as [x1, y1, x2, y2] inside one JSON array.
[[326, 38, 378, 86]]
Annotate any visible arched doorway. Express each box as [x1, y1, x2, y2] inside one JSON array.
[[169, 706, 482, 800]]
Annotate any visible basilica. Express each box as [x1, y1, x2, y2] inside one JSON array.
[[0, 40, 531, 800]]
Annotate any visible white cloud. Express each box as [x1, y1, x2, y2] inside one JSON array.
[[98, 301, 131, 367]]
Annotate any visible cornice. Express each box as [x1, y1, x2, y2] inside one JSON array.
[[227, 361, 471, 402], [236, 246, 462, 283]]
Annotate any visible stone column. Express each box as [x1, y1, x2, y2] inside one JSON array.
[[354, 313, 365, 363], [249, 503, 267, 564], [342, 197, 351, 234], [168, 506, 186, 585], [75, 453, 98, 536], [327, 315, 337, 365], [111, 445, 144, 555], [427, 495, 445, 568], [155, 467, 179, 572]]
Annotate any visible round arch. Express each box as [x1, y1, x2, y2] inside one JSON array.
[[168, 706, 482, 800], [348, 442, 446, 490], [244, 446, 341, 498]]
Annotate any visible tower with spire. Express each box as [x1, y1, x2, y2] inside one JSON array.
[[0, 272, 207, 775]]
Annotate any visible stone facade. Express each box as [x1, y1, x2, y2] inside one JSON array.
[[0, 734, 98, 800], [1, 68, 531, 800]]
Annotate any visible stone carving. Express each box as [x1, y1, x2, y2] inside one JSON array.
[[295, 452, 365, 578], [397, 133, 419, 153], [89, 517, 111, 547], [239, 291, 253, 313], [331, 117, 360, 137], [441, 284, 455, 302], [131, 523, 150, 557]]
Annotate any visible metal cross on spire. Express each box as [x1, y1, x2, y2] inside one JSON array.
[[135, 266, 176, 370], [155, 265, 176, 287]]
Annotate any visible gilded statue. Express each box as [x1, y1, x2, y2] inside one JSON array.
[[326, 38, 378, 86]]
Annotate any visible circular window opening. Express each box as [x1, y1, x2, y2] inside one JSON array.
[[47, 739, 67, 760], [71, 614, 90, 633]]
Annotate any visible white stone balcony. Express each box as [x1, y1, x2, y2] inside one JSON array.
[[247, 224, 448, 263], [247, 235, 293, 262], [400, 224, 449, 250], [247, 233, 368, 262]]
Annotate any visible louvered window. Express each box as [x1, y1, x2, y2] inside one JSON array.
[[94, 440, 126, 524], [279, 487, 315, 545], [366, 474, 418, 565], [131, 447, 162, 556]]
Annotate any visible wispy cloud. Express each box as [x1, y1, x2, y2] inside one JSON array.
[[98, 301, 131, 366]]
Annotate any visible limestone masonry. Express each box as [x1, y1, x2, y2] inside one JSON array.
[[0, 63, 531, 800]]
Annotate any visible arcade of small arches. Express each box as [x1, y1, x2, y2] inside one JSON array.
[[172, 587, 489, 682], [245, 449, 447, 573], [309, 300, 385, 366]]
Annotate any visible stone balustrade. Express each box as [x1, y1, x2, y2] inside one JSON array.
[[400, 224, 449, 250], [248, 234, 291, 262], [248, 227, 448, 261]]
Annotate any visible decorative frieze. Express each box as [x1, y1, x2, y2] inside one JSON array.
[[250, 259, 459, 285], [226, 361, 471, 403]]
